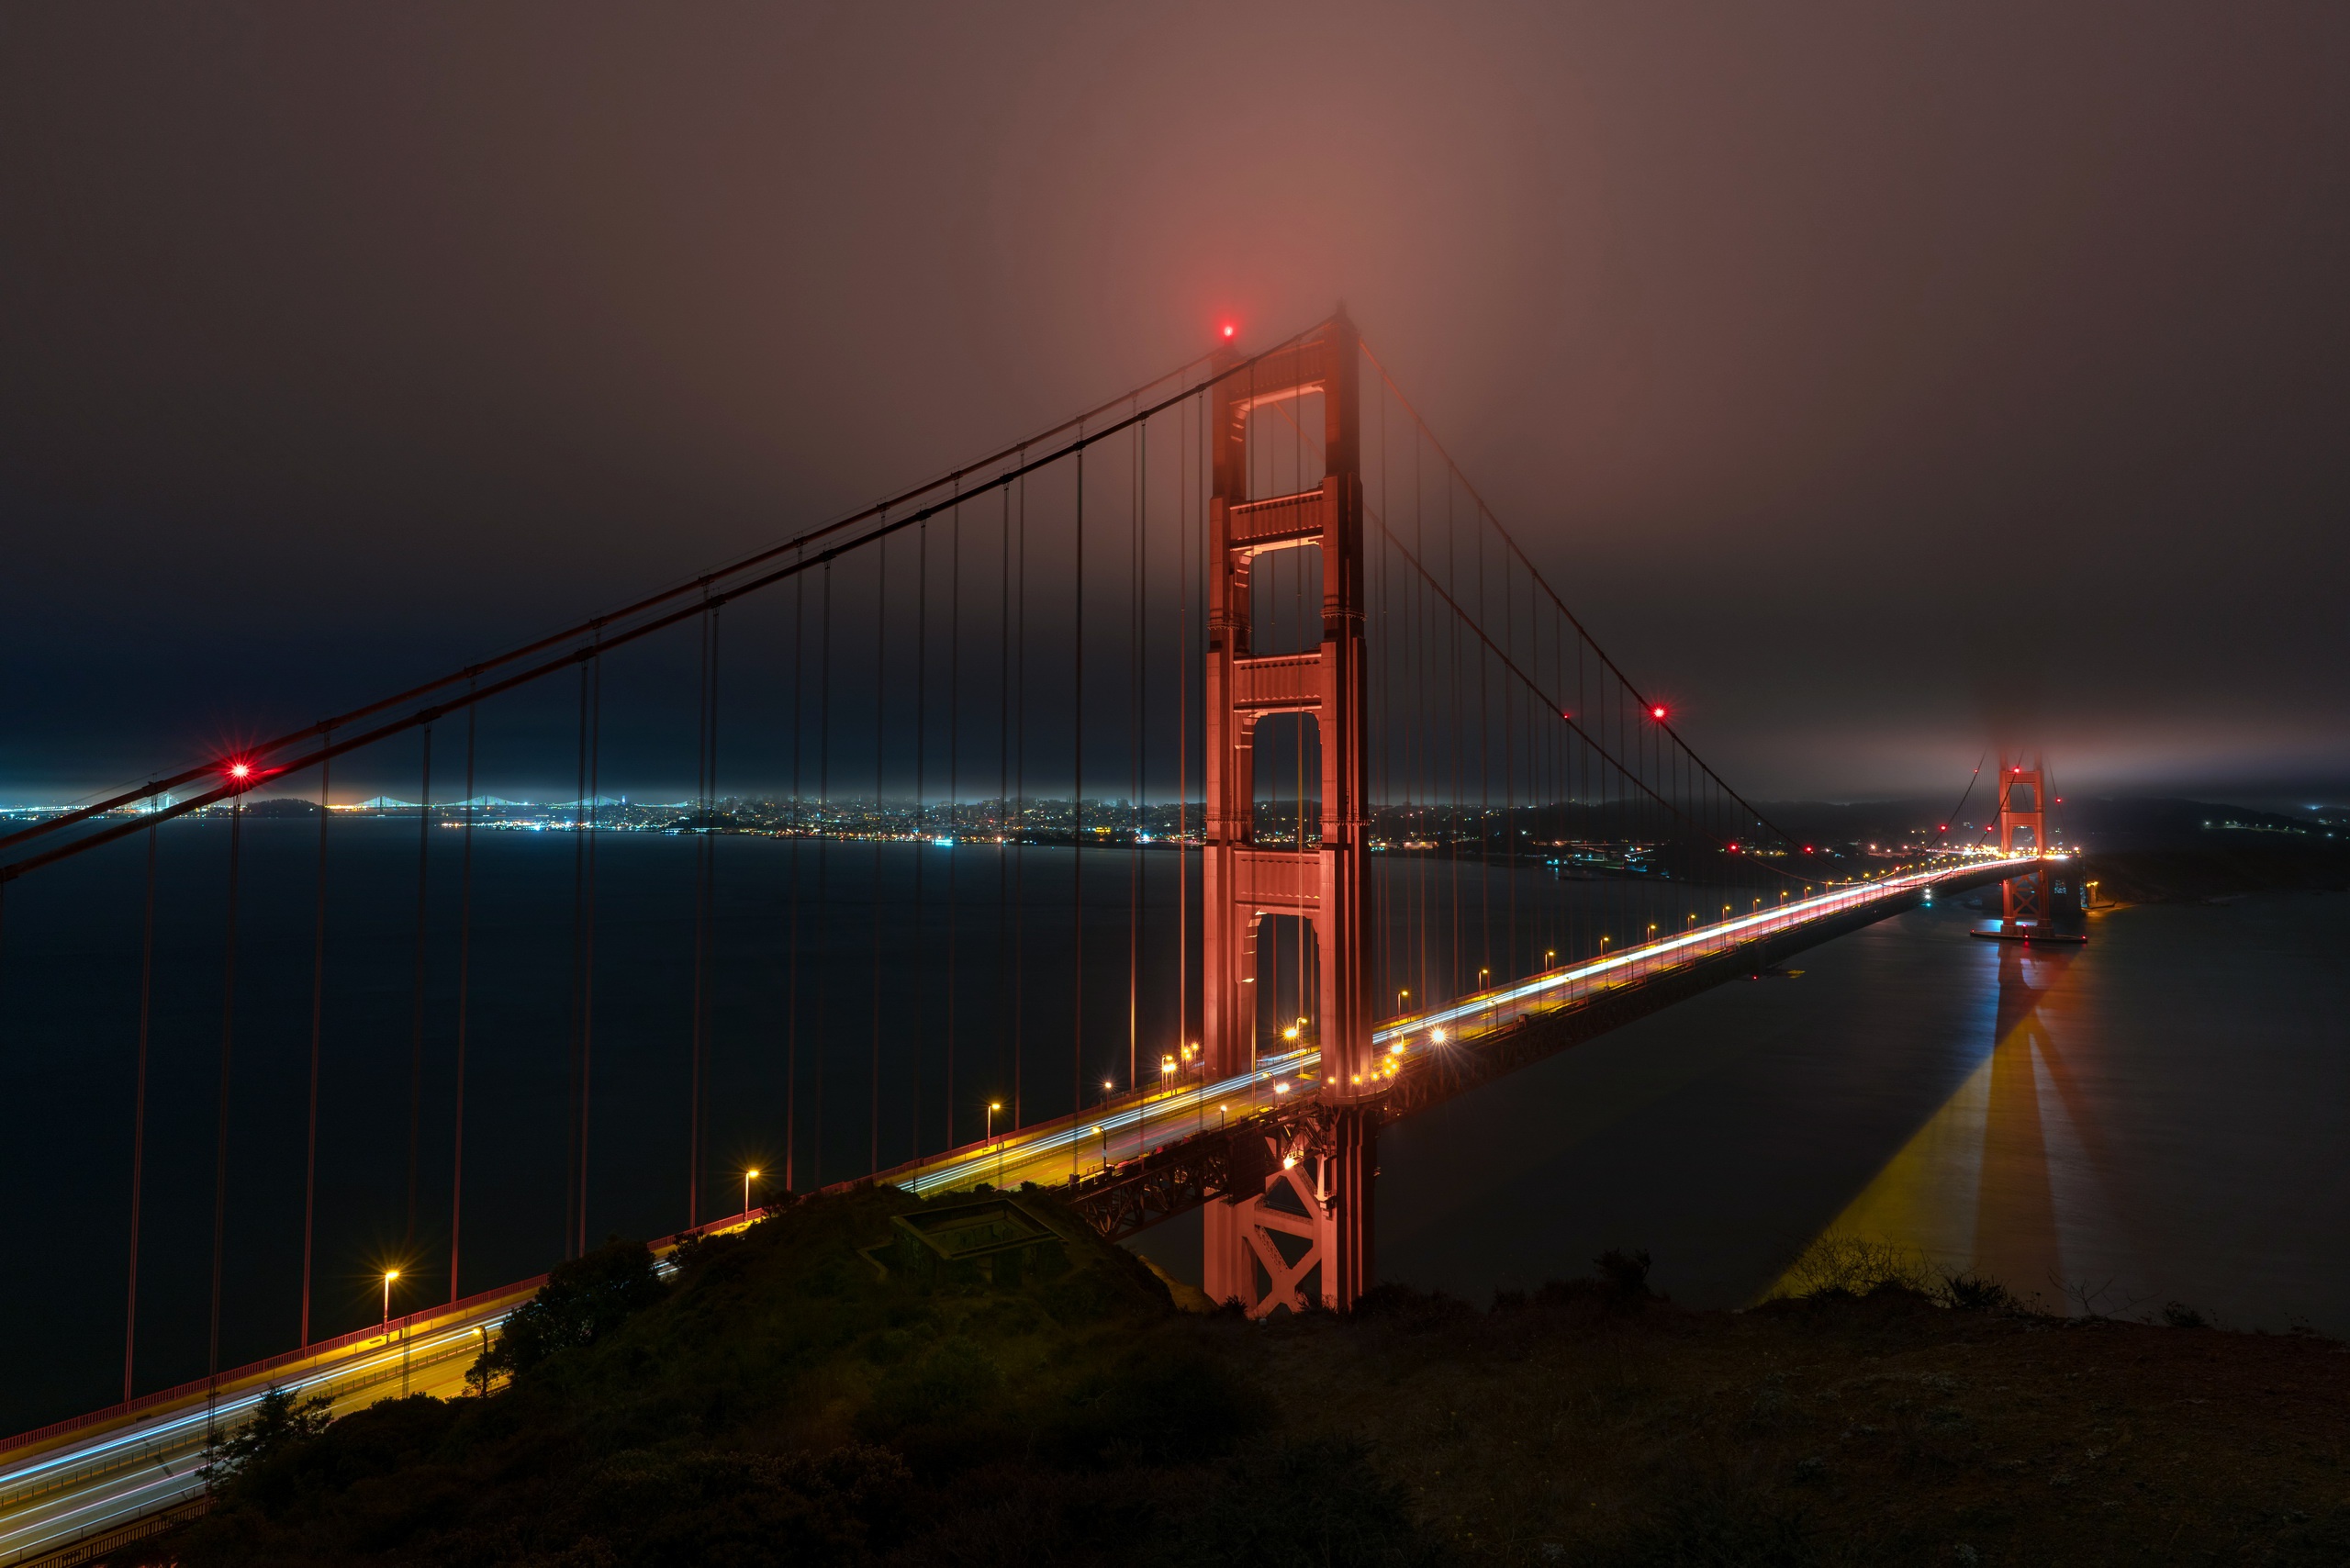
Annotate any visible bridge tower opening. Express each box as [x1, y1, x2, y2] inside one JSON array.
[[1998, 758, 2049, 932], [1198, 313, 1377, 1316]]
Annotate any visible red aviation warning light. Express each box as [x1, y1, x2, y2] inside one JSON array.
[[1220, 322, 1237, 341], [227, 760, 253, 782], [1650, 705, 1668, 721]]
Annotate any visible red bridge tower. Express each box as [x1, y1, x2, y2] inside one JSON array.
[[1997, 758, 2052, 933], [1198, 315, 1378, 1316]]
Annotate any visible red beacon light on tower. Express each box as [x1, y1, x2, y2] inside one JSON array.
[[1650, 705, 1667, 721], [1220, 322, 1237, 342]]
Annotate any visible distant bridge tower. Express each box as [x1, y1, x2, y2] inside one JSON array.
[[1198, 313, 1377, 1316], [1998, 757, 2052, 933]]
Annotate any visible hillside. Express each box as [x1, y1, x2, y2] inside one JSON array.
[[136, 1189, 2350, 1567]]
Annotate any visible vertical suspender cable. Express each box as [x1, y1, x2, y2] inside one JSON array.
[[1448, 471, 1463, 1001], [1375, 375, 1392, 1021], [299, 739, 329, 1341], [1070, 446, 1085, 1172], [206, 793, 243, 1439], [406, 727, 432, 1251], [690, 604, 711, 1228], [580, 652, 602, 1255], [123, 822, 157, 1401], [1476, 521, 1491, 993], [1127, 420, 1141, 1098], [1505, 548, 1516, 981], [946, 505, 960, 1147], [1175, 394, 1190, 1094], [913, 519, 928, 1161], [567, 664, 588, 1256], [705, 609, 722, 1209], [995, 485, 1012, 1130], [1013, 466, 1026, 1128], [871, 538, 887, 1176], [813, 565, 832, 1187], [450, 693, 475, 1301], [786, 570, 805, 1192]]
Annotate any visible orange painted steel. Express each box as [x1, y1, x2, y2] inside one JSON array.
[[1198, 312, 1377, 1316]]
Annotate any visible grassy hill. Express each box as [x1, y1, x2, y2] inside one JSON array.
[[140, 1188, 2350, 1566]]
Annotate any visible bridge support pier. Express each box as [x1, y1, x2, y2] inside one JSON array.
[[1198, 313, 1378, 1316], [1203, 1103, 1375, 1315]]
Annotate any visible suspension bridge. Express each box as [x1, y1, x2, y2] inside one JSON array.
[[0, 311, 2065, 1564]]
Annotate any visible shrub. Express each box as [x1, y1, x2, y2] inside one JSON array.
[[1595, 1249, 1654, 1297], [476, 1238, 667, 1380], [1773, 1234, 1933, 1300], [202, 1385, 334, 1494], [1939, 1272, 2016, 1313]]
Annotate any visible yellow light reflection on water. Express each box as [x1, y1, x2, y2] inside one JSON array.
[[1764, 942, 2123, 1309]]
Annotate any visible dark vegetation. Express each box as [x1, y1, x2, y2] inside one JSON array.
[[136, 1192, 2350, 1567], [2077, 844, 2350, 903]]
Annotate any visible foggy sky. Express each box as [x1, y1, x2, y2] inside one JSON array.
[[5, 2, 2345, 803]]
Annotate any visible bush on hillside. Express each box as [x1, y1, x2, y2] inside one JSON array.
[[475, 1237, 666, 1380]]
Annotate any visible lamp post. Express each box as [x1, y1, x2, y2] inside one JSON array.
[[1150, 1056, 1177, 1151], [988, 1102, 1003, 1189], [743, 1169, 760, 1220], [383, 1268, 410, 1396]]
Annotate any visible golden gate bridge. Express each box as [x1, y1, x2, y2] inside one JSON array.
[[0, 311, 2063, 1563]]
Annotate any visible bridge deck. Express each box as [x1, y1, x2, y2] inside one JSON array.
[[872, 856, 2042, 1201]]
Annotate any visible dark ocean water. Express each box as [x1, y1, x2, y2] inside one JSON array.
[[6, 822, 2344, 1434], [1, 815, 1717, 1434], [1360, 892, 2349, 1331]]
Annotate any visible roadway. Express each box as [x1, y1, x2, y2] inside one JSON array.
[[0, 1226, 749, 1567], [0, 850, 2039, 1565], [890, 854, 2046, 1195]]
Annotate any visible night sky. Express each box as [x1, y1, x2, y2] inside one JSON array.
[[5, 4, 2344, 803]]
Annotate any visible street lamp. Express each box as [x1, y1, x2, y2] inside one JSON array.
[[382, 1269, 399, 1338], [988, 1102, 1003, 1189], [744, 1169, 760, 1219]]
